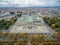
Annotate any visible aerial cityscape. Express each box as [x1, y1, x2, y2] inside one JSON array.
[[0, 0, 60, 45]]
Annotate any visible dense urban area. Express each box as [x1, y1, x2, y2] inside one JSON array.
[[0, 7, 60, 45]]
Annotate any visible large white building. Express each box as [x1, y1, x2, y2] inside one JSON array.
[[9, 14, 53, 34]]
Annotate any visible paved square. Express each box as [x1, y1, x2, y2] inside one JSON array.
[[9, 14, 52, 34]]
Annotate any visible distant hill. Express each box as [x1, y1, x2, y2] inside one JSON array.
[[0, 6, 60, 9]]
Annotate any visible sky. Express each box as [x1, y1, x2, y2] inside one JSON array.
[[0, 0, 60, 7]]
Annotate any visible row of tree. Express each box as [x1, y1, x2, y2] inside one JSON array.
[[43, 17, 60, 29], [0, 17, 17, 30]]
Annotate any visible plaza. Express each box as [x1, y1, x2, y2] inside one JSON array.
[[9, 14, 53, 34]]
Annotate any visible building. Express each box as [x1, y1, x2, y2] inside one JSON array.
[[9, 14, 53, 34]]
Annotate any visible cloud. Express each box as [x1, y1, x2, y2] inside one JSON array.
[[0, 0, 60, 7]]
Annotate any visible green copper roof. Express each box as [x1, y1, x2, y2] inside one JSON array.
[[28, 16, 33, 22]]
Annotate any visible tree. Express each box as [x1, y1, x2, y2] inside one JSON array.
[[51, 24, 56, 29]]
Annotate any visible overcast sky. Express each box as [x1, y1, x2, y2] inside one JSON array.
[[0, 0, 60, 7]]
